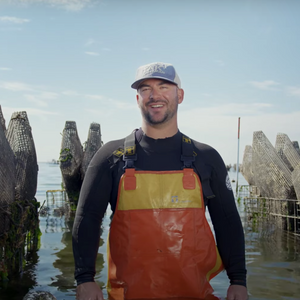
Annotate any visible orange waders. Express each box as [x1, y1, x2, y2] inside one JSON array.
[[107, 167, 224, 299]]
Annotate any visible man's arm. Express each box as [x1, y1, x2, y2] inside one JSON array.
[[201, 147, 247, 299], [207, 153, 247, 284], [72, 141, 120, 286]]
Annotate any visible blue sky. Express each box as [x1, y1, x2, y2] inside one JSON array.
[[1, 0, 300, 165]]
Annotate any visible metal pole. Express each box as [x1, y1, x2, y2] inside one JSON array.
[[236, 117, 241, 195]]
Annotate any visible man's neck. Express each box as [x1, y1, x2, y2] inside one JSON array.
[[141, 121, 179, 139]]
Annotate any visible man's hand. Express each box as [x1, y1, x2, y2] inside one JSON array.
[[227, 285, 248, 300], [76, 282, 104, 300]]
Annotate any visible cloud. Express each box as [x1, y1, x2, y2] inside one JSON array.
[[46, 0, 95, 11], [286, 86, 300, 97], [27, 107, 59, 116], [250, 80, 280, 91], [113, 100, 137, 110], [7, 0, 97, 11], [0, 81, 54, 94], [85, 94, 137, 110], [0, 67, 12, 71], [86, 94, 105, 100], [0, 81, 35, 92], [0, 81, 59, 107], [62, 90, 80, 96], [142, 47, 150, 51], [0, 16, 30, 24], [39, 92, 58, 99], [181, 102, 272, 119], [24, 95, 48, 107], [85, 51, 99, 56], [24, 92, 58, 107]]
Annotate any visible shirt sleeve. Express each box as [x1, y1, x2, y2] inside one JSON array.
[[206, 149, 247, 287], [72, 143, 115, 285]]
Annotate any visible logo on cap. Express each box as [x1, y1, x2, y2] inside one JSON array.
[[142, 64, 167, 76]]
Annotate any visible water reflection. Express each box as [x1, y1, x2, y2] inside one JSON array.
[[50, 217, 76, 292], [50, 216, 106, 293], [234, 176, 300, 300], [39, 189, 105, 299], [0, 213, 40, 300], [0, 252, 39, 300], [244, 217, 300, 299]]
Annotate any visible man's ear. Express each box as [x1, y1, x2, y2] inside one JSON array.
[[136, 94, 139, 104], [177, 88, 184, 104]]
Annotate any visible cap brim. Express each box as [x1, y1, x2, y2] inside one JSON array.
[[131, 76, 178, 89]]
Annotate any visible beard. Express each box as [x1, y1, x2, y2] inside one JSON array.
[[140, 96, 179, 126]]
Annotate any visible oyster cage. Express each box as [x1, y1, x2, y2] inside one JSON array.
[[238, 185, 300, 236]]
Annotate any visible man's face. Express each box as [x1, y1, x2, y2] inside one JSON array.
[[136, 79, 184, 126]]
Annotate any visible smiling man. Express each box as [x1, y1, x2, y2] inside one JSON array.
[[73, 62, 248, 300]]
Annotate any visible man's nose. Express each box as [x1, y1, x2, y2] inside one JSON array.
[[150, 88, 161, 100]]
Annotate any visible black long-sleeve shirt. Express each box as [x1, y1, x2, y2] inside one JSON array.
[[72, 130, 247, 287]]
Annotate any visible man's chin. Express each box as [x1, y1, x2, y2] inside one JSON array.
[[147, 118, 168, 126], [144, 113, 168, 125]]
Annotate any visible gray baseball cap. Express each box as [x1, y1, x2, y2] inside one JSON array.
[[131, 62, 181, 89]]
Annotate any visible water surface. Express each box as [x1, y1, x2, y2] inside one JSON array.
[[0, 163, 299, 299]]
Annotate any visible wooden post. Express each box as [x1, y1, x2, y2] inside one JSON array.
[[236, 117, 241, 195]]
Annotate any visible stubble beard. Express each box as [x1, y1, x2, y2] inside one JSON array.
[[141, 97, 179, 126]]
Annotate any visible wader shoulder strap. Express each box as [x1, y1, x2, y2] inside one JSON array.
[[181, 135, 195, 168], [181, 135, 215, 200], [122, 128, 143, 169], [111, 128, 143, 166], [123, 130, 137, 169]]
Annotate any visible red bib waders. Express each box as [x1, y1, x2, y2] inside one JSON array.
[[107, 168, 223, 299]]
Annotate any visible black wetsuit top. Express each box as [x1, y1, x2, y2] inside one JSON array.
[[72, 130, 247, 287]]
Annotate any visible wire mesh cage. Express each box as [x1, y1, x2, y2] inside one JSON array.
[[81, 122, 102, 179], [251, 131, 295, 199], [59, 121, 83, 201], [275, 133, 300, 172], [0, 105, 6, 133], [241, 145, 255, 186], [245, 197, 300, 235], [0, 115, 16, 236], [292, 141, 300, 155], [44, 190, 70, 233], [6, 111, 38, 201], [292, 164, 300, 202], [240, 130, 300, 235]]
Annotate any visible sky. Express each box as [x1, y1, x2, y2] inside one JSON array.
[[1, 0, 300, 165]]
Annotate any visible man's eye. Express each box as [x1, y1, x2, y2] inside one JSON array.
[[141, 88, 150, 92]]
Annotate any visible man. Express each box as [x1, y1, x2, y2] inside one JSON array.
[[73, 62, 248, 300]]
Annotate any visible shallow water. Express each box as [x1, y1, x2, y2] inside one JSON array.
[[0, 163, 299, 299]]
